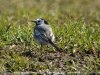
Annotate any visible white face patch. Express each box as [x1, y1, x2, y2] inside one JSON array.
[[36, 18, 44, 25], [37, 18, 41, 21]]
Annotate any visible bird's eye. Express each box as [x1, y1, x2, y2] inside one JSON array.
[[38, 20, 41, 22]]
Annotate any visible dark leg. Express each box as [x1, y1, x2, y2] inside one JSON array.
[[40, 43, 43, 50]]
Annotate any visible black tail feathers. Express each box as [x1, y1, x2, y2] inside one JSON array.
[[48, 39, 62, 52]]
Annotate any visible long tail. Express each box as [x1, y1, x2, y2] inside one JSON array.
[[48, 39, 62, 52]]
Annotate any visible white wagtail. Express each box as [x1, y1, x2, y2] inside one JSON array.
[[32, 18, 61, 52]]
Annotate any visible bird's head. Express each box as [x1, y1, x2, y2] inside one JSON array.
[[32, 18, 48, 25]]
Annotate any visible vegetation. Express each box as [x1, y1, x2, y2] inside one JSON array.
[[0, 0, 100, 74]]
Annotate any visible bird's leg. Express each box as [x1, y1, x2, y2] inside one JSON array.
[[40, 43, 43, 50], [47, 44, 49, 48]]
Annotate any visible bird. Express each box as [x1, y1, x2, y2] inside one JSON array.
[[32, 18, 61, 52]]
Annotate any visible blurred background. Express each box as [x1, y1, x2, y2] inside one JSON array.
[[0, 0, 100, 22]]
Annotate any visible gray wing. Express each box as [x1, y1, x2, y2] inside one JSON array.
[[34, 26, 49, 43], [35, 25, 54, 40]]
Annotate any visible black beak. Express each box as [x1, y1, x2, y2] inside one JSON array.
[[31, 20, 36, 23]]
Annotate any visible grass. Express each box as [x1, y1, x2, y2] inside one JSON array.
[[0, 0, 100, 74]]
